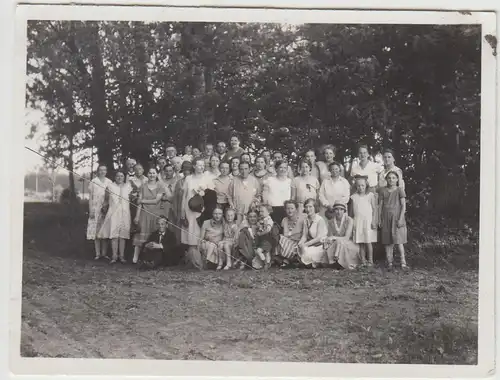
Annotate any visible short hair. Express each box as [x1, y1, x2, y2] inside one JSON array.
[[224, 207, 236, 216], [97, 164, 107, 170], [166, 144, 176, 150], [274, 160, 286, 170], [304, 198, 320, 213], [383, 148, 395, 156], [114, 170, 125, 177], [328, 161, 342, 171], [385, 170, 400, 186], [283, 199, 299, 209], [305, 149, 316, 156], [157, 215, 168, 223], [212, 206, 224, 215], [358, 144, 370, 154], [247, 209, 258, 217], [193, 157, 205, 166], [219, 161, 230, 168], [238, 161, 250, 169], [322, 145, 337, 154], [230, 156, 240, 164], [299, 159, 312, 169], [230, 134, 240, 141], [157, 156, 167, 163], [133, 163, 143, 170], [259, 203, 273, 213]]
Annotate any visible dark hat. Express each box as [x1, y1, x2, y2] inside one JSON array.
[[331, 202, 347, 211], [188, 193, 204, 213]]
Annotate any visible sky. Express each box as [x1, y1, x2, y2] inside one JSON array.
[[24, 108, 47, 173]]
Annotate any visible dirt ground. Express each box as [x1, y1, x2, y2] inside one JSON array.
[[20, 203, 478, 364]]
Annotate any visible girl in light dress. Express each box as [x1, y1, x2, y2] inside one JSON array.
[[218, 208, 239, 270], [291, 160, 320, 214], [98, 171, 132, 264], [199, 206, 225, 269], [379, 171, 408, 270], [350, 176, 378, 266], [86, 165, 113, 260]]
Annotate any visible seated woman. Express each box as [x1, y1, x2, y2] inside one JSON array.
[[323, 203, 361, 270], [198, 206, 225, 269], [236, 209, 259, 269], [298, 198, 328, 268], [140, 216, 178, 270], [277, 200, 306, 267]]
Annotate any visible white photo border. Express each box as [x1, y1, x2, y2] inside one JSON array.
[[8, 4, 497, 379]]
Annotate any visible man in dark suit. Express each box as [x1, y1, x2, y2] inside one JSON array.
[[140, 216, 178, 269]]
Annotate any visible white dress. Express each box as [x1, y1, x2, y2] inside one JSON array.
[[351, 192, 377, 243], [299, 214, 329, 265], [181, 174, 212, 246], [98, 183, 132, 239], [86, 177, 112, 240]]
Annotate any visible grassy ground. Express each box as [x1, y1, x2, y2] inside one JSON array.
[[20, 202, 478, 363]]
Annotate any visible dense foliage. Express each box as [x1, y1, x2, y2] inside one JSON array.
[[26, 21, 481, 220]]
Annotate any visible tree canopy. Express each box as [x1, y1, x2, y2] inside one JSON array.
[[26, 21, 481, 219]]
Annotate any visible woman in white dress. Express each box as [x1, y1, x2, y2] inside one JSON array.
[[98, 171, 132, 264], [298, 198, 328, 268], [318, 162, 351, 217], [181, 157, 214, 269], [86, 165, 112, 260]]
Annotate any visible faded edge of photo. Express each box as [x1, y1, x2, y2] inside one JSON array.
[[8, 4, 497, 379]]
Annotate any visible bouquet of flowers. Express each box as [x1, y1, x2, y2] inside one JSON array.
[[194, 184, 207, 198]]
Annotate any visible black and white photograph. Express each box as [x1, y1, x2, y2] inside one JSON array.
[[9, 4, 496, 378]]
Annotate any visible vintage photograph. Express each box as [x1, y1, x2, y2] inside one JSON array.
[[17, 7, 493, 373]]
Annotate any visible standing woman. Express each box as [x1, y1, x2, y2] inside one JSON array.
[[252, 156, 270, 187], [262, 160, 292, 225], [98, 171, 132, 264], [319, 162, 351, 216], [172, 161, 193, 243], [349, 145, 381, 193], [317, 145, 345, 181], [181, 157, 213, 269], [132, 168, 166, 264], [228, 162, 262, 225], [229, 157, 240, 178], [305, 150, 321, 181], [225, 135, 246, 163], [87, 165, 113, 260], [291, 160, 320, 214], [157, 156, 168, 179], [205, 155, 221, 182], [298, 198, 329, 268]]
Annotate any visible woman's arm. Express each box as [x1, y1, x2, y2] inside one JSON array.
[[298, 220, 308, 246], [198, 223, 207, 249], [398, 192, 406, 227], [290, 179, 297, 202], [371, 193, 378, 229], [318, 181, 329, 207], [227, 179, 235, 209], [304, 217, 327, 246], [342, 217, 354, 240]]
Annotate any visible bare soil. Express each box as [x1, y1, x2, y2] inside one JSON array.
[[20, 202, 478, 363]]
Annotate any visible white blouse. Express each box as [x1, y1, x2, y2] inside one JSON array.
[[319, 176, 351, 207], [350, 160, 382, 188], [264, 176, 292, 207]]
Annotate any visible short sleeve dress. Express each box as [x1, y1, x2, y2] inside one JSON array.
[[379, 187, 408, 244], [98, 182, 133, 240], [86, 176, 113, 240], [350, 192, 378, 244], [133, 182, 166, 246]]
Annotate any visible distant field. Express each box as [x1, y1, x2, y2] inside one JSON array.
[[20, 202, 478, 364]]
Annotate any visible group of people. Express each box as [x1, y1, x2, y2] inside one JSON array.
[[86, 134, 409, 271]]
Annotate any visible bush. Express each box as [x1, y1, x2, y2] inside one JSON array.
[[59, 188, 78, 204]]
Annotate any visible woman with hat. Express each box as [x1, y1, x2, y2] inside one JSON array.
[[323, 202, 361, 269], [181, 157, 214, 269]]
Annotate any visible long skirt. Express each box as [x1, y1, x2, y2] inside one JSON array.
[[325, 238, 361, 269], [133, 207, 159, 247], [300, 244, 328, 266]]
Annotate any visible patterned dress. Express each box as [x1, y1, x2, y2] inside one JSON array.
[[379, 187, 408, 244], [86, 176, 112, 240], [292, 175, 320, 214], [278, 215, 306, 259], [133, 182, 166, 246], [98, 182, 132, 239]]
